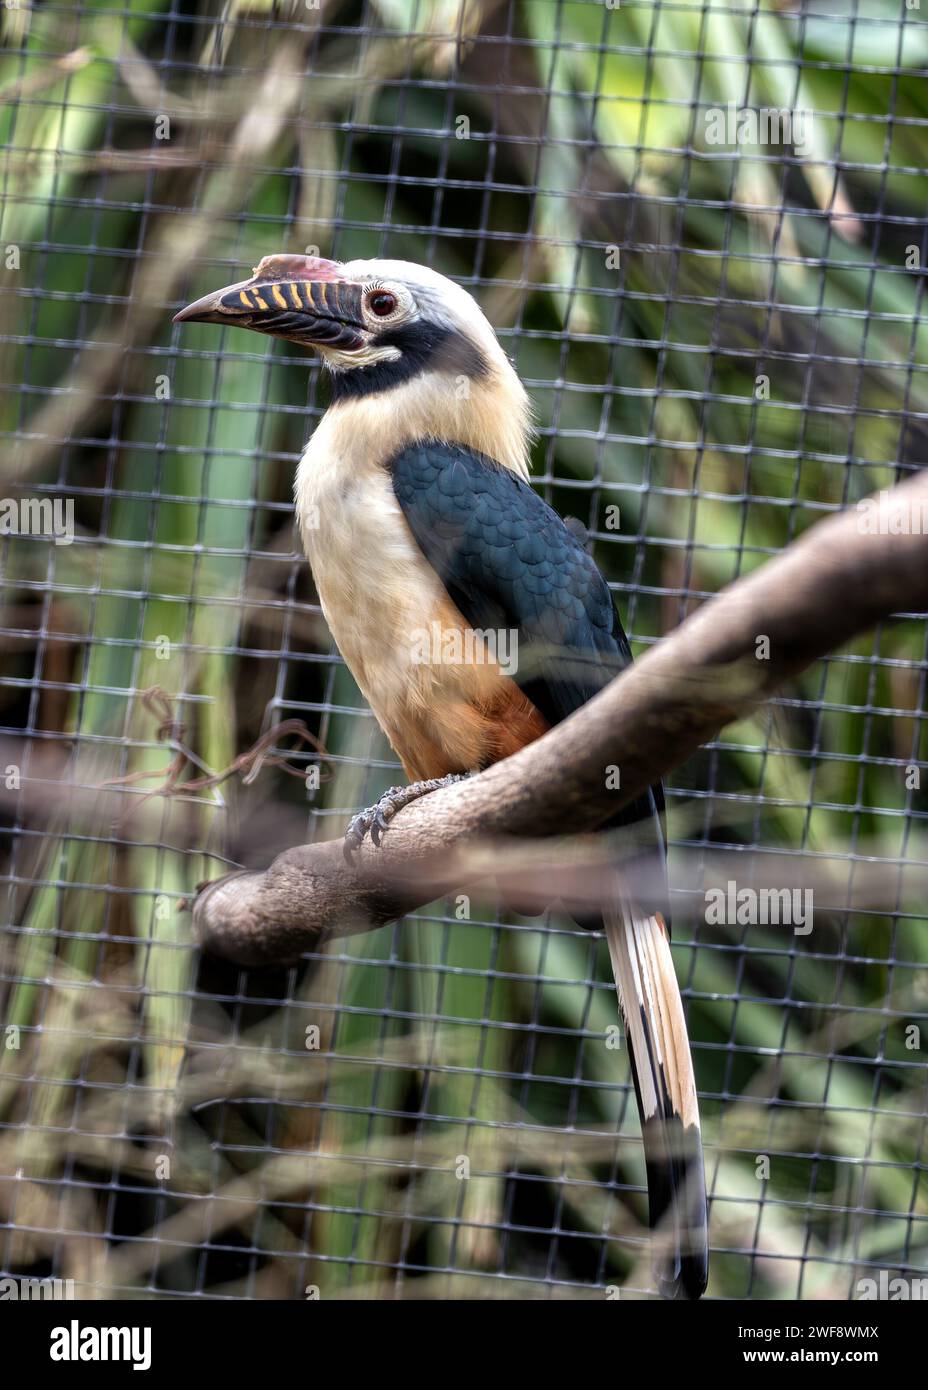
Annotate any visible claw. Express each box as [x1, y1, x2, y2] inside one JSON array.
[[342, 772, 468, 859]]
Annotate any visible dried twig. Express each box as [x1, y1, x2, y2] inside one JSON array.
[[98, 686, 329, 815]]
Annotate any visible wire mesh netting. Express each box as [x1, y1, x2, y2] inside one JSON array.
[[1, 0, 926, 1301]]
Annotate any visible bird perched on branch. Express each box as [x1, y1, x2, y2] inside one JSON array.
[[176, 254, 708, 1299]]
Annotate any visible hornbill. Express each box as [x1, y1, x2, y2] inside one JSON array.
[[175, 254, 709, 1299]]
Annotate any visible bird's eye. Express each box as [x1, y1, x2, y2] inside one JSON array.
[[367, 290, 397, 317]]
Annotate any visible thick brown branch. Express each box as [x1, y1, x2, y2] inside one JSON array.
[[193, 473, 928, 965]]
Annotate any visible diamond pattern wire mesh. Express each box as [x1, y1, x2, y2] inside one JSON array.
[[0, 0, 926, 1300]]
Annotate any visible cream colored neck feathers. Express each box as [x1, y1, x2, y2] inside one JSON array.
[[321, 350, 532, 481]]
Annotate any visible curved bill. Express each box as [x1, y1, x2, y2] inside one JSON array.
[[173, 253, 367, 350]]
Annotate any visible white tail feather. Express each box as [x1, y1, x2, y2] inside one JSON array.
[[604, 894, 708, 1299], [604, 900, 701, 1130]]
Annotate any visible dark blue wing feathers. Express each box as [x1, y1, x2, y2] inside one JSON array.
[[389, 440, 668, 911], [391, 441, 632, 727]]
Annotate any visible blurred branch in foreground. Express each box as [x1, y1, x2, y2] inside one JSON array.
[[193, 471, 928, 965]]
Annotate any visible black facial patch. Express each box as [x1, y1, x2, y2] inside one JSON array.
[[327, 320, 490, 402]]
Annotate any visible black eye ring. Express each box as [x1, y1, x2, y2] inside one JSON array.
[[367, 290, 398, 317]]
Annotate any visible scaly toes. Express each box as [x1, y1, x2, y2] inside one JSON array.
[[343, 811, 371, 861], [344, 774, 469, 860], [370, 803, 396, 847], [343, 786, 404, 860]]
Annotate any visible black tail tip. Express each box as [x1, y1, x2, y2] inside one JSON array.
[[658, 1251, 709, 1301], [642, 1115, 709, 1300]]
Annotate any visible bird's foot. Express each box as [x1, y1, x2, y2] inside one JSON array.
[[343, 773, 468, 860]]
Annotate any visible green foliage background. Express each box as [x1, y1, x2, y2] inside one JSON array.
[[0, 0, 925, 1298]]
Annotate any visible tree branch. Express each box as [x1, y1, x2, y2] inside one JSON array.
[[192, 473, 928, 965]]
